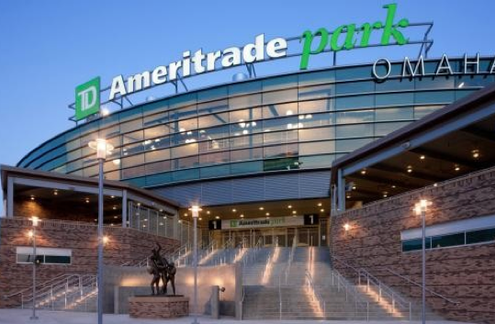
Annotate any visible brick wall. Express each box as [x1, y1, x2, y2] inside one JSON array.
[[0, 217, 179, 307], [331, 168, 495, 324]]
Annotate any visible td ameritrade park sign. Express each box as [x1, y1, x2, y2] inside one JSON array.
[[75, 3, 410, 120], [224, 216, 304, 230]]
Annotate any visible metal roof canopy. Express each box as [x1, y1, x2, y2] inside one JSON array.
[[331, 83, 495, 211]]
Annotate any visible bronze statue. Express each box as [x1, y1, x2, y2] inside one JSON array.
[[148, 242, 176, 295]]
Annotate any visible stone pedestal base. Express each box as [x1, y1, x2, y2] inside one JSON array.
[[128, 296, 189, 319]]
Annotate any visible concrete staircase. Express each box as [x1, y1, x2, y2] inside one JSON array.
[[240, 246, 436, 320]]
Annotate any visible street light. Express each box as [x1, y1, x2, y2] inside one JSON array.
[[415, 199, 430, 324], [190, 205, 202, 324], [88, 138, 113, 324], [29, 216, 40, 320]]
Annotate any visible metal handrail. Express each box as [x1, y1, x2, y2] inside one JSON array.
[[284, 236, 297, 284], [332, 256, 411, 319], [239, 286, 245, 320], [305, 270, 326, 317], [330, 268, 371, 321], [385, 268, 460, 305], [4, 273, 72, 299], [278, 274, 282, 320]]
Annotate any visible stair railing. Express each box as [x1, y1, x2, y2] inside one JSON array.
[[329, 268, 371, 321], [385, 268, 460, 305], [332, 255, 412, 320], [305, 270, 326, 317], [284, 236, 297, 284], [278, 274, 282, 320]]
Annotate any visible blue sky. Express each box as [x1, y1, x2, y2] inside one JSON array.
[[1, 0, 495, 214]]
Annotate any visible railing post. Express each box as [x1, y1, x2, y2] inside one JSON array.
[[367, 277, 370, 292], [379, 286, 382, 302], [51, 289, 54, 310], [366, 302, 369, 321], [409, 302, 412, 321], [392, 299, 395, 314]]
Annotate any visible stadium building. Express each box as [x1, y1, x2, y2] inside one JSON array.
[[1, 4, 495, 323]]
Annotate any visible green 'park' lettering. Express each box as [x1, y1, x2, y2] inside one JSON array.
[[300, 3, 409, 69]]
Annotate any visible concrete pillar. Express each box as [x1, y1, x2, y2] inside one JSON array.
[[211, 286, 219, 319], [122, 190, 127, 228], [7, 177, 14, 217], [337, 169, 346, 213]]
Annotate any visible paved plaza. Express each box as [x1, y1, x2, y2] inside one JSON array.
[[0, 309, 475, 324]]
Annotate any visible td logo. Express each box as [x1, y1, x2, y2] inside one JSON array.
[[75, 77, 100, 121], [230, 220, 238, 228]]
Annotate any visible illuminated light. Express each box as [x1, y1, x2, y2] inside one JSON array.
[[53, 190, 58, 196], [179, 127, 186, 132], [234, 132, 241, 136], [266, 212, 270, 216], [111, 195, 115, 199], [232, 209, 237, 212], [113, 216, 118, 219], [264, 129, 271, 133], [240, 214, 244, 218], [103, 236, 110, 244], [143, 218, 148, 222], [27, 230, 34, 238], [144, 140, 152, 145], [159, 222, 164, 226], [110, 223, 114, 226], [297, 123, 304, 128], [287, 123, 293, 129], [433, 183, 438, 187], [88, 138, 114, 159], [137, 202, 141, 206], [142, 225, 147, 228], [100, 107, 110, 116], [288, 205, 292, 209], [383, 192, 388, 198], [184, 213, 188, 217], [186, 131, 192, 135], [266, 216, 270, 220], [242, 130, 249, 135], [185, 138, 197, 143], [163, 216, 167, 219], [94, 219, 97, 222], [458, 82, 465, 88], [262, 247, 280, 284], [189, 205, 202, 218], [112, 159, 121, 166], [407, 165, 413, 173], [392, 185, 396, 188], [155, 138, 161, 142], [305, 114, 312, 119], [361, 169, 367, 175], [215, 216, 220, 219], [352, 186, 357, 190], [472, 149, 480, 159], [238, 119, 246, 128], [159, 209, 163, 212], [85, 198, 90, 203], [454, 165, 460, 172], [31, 216, 40, 227], [298, 115, 305, 120], [150, 145, 156, 150], [259, 207, 264, 210], [343, 223, 350, 231], [420, 155, 425, 160], [178, 220, 182, 224], [286, 110, 293, 116], [317, 202, 322, 207], [251, 121, 257, 127], [320, 209, 325, 212], [199, 218, 202, 221], [30, 195, 35, 201], [414, 199, 430, 215], [112, 206, 117, 210], [292, 210, 297, 214], [206, 211, 211, 214]]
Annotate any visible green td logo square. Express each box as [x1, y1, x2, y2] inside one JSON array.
[[75, 77, 100, 121]]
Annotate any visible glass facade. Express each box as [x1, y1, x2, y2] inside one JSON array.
[[18, 59, 494, 188]]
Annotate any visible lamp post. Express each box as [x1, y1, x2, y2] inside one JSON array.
[[89, 139, 113, 324], [190, 205, 201, 324], [29, 216, 40, 320], [415, 199, 429, 324]]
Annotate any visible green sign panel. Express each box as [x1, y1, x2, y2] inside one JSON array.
[[75, 77, 100, 121]]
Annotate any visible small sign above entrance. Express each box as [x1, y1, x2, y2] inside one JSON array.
[[214, 216, 305, 230]]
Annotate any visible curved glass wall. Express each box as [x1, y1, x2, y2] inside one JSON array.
[[18, 59, 495, 188]]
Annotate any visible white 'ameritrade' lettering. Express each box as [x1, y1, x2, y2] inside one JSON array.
[[372, 53, 495, 80], [109, 34, 288, 100]]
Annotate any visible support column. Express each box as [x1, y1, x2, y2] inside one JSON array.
[[7, 177, 14, 217], [122, 190, 128, 228], [337, 169, 346, 213]]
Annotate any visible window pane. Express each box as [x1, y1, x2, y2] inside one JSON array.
[[144, 111, 169, 127], [402, 239, 422, 252], [123, 130, 143, 145], [415, 91, 454, 104], [263, 143, 298, 158], [145, 149, 170, 163], [263, 102, 297, 118], [263, 89, 297, 105], [414, 105, 444, 119], [172, 131, 198, 146], [200, 165, 230, 178], [122, 165, 145, 179], [263, 130, 298, 144], [299, 127, 334, 141], [336, 95, 374, 110], [171, 143, 198, 159], [230, 108, 262, 123], [199, 125, 230, 140], [120, 118, 143, 133], [263, 157, 301, 171], [336, 124, 373, 138], [299, 141, 334, 155], [198, 112, 229, 128], [299, 112, 334, 128], [336, 81, 374, 95], [45, 255, 71, 264], [263, 116, 298, 132], [299, 154, 335, 169], [229, 94, 261, 110], [230, 134, 262, 149], [299, 99, 334, 114], [299, 84, 333, 100], [146, 160, 171, 175], [231, 161, 263, 175], [230, 148, 263, 162], [375, 122, 410, 136], [431, 233, 465, 248], [336, 110, 374, 124], [174, 156, 199, 170], [197, 99, 228, 115], [375, 93, 414, 107], [298, 70, 335, 86], [122, 154, 144, 168], [199, 137, 229, 153], [466, 228, 495, 244], [376, 107, 414, 121], [199, 151, 230, 166], [144, 125, 170, 139], [336, 138, 373, 152]]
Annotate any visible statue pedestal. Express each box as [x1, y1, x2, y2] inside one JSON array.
[[128, 295, 189, 319]]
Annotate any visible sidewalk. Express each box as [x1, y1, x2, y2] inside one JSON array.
[[0, 309, 475, 324]]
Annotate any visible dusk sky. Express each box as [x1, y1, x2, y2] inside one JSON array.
[[1, 0, 495, 214]]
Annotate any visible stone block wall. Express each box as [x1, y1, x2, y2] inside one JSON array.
[[0, 217, 179, 307], [331, 168, 495, 324]]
